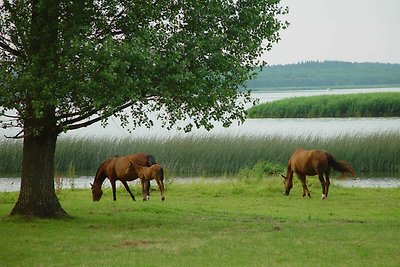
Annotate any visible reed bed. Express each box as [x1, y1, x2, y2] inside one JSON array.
[[247, 92, 400, 118], [0, 132, 399, 177]]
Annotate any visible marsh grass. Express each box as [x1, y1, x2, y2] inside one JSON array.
[[1, 132, 399, 177], [247, 92, 400, 118], [0, 180, 399, 266]]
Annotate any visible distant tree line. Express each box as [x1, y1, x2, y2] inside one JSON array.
[[247, 61, 400, 89]]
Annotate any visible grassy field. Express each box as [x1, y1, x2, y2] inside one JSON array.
[[1, 179, 399, 266], [1, 133, 400, 177], [247, 92, 400, 118]]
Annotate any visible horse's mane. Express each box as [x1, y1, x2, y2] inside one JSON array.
[[94, 158, 111, 183]]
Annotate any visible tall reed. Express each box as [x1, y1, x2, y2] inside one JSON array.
[[1, 133, 399, 177], [247, 92, 400, 118]]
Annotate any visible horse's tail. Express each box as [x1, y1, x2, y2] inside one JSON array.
[[159, 166, 164, 181], [147, 154, 157, 166], [327, 154, 355, 177]]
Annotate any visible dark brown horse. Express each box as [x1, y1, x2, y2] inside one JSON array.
[[126, 161, 165, 201], [91, 153, 156, 201], [282, 148, 355, 199]]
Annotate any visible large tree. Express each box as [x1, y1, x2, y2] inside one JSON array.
[[0, 0, 288, 218]]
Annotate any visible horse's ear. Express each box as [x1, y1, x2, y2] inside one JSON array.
[[281, 175, 286, 179]]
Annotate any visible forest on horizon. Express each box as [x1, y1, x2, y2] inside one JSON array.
[[246, 61, 400, 90]]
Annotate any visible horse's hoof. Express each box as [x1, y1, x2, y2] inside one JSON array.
[[308, 194, 311, 198], [321, 194, 327, 200], [161, 197, 165, 201]]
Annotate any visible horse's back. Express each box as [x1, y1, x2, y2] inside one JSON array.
[[128, 153, 155, 167], [101, 153, 156, 181], [150, 164, 164, 180], [290, 148, 329, 175], [105, 156, 137, 180], [150, 163, 162, 173]]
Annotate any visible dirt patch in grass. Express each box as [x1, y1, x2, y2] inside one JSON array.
[[114, 240, 160, 249]]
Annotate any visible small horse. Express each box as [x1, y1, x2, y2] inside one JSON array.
[[91, 153, 156, 201], [282, 148, 355, 199], [126, 161, 165, 202]]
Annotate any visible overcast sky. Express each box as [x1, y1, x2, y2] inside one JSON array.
[[1, 1, 398, 66], [263, 0, 400, 65]]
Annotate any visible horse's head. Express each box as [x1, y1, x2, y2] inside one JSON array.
[[91, 183, 103, 201], [281, 174, 293, 196]]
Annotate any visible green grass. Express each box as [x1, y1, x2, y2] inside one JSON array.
[[1, 133, 400, 177], [247, 92, 400, 118], [1, 179, 399, 266]]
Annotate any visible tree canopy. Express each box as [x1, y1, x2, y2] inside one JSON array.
[[1, 0, 288, 135], [0, 0, 288, 217]]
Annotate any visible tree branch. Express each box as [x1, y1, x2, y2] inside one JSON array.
[[57, 105, 102, 125], [94, 7, 127, 39], [1, 112, 20, 119], [0, 38, 20, 56], [4, 128, 25, 139], [59, 101, 135, 132]]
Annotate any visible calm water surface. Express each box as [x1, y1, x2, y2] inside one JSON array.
[[1, 87, 399, 139], [0, 176, 400, 192], [62, 87, 400, 138], [1, 88, 399, 191], [1, 176, 399, 192]]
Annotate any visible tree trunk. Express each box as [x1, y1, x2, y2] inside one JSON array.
[[10, 130, 68, 218]]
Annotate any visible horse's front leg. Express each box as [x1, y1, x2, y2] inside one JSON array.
[[155, 179, 165, 201], [121, 180, 136, 201], [298, 174, 311, 198], [110, 179, 117, 201]]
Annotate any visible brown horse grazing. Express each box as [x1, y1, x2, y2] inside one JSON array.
[[91, 153, 156, 202], [282, 148, 355, 199], [126, 161, 165, 202]]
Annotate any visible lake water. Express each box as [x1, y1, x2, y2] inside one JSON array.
[[1, 87, 399, 191], [1, 176, 399, 193], [62, 87, 400, 139], [1, 87, 399, 139]]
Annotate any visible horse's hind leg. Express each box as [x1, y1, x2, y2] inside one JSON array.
[[318, 173, 327, 199], [324, 171, 331, 199], [145, 180, 150, 201], [121, 180, 136, 201], [155, 179, 165, 201]]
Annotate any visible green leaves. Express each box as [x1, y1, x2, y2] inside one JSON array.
[[0, 0, 288, 136]]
